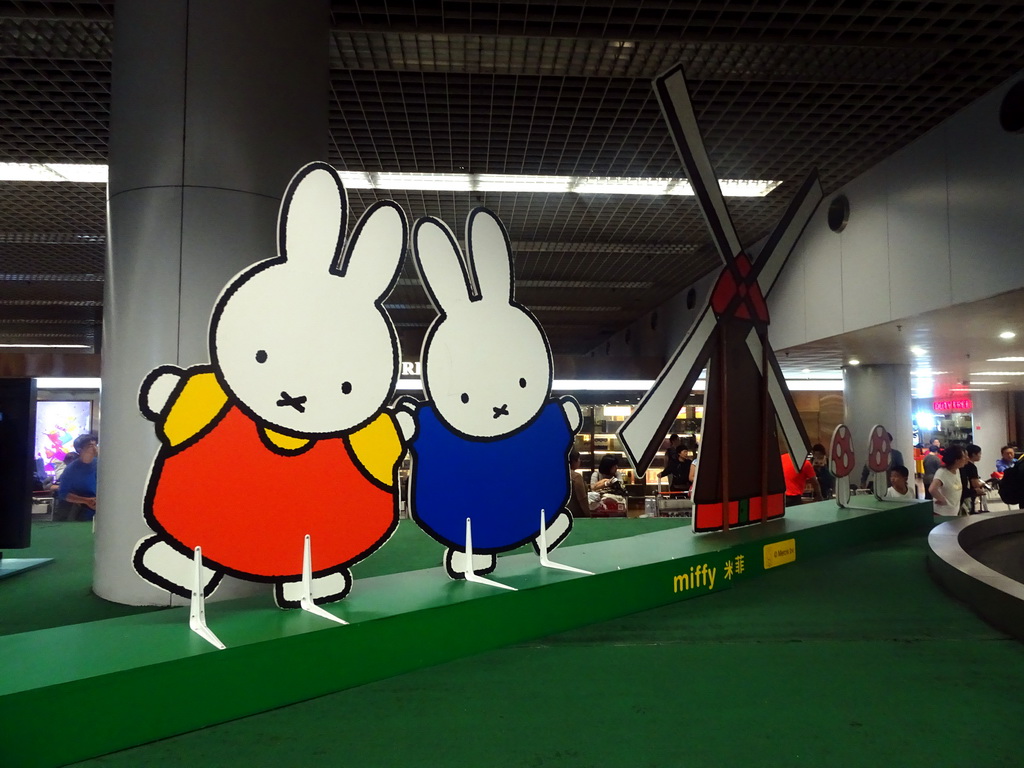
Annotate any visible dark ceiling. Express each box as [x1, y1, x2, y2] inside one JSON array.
[[2, 1, 1023, 359]]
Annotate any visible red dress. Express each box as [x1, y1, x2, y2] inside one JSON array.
[[147, 405, 397, 580]]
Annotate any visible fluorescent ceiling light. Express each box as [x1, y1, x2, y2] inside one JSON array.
[[553, 379, 657, 390], [999, 331, 1016, 339], [787, 380, 843, 391], [337, 171, 780, 197], [963, 381, 1007, 385], [0, 343, 91, 349], [35, 377, 102, 389], [910, 346, 926, 356], [847, 359, 860, 366], [0, 163, 781, 197], [988, 356, 1024, 362], [784, 370, 843, 380], [0, 163, 107, 183], [398, 376, 839, 393], [972, 371, 1024, 376]]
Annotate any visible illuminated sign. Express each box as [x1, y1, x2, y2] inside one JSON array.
[[932, 398, 972, 412]]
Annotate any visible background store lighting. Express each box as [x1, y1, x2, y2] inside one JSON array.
[[35, 378, 101, 389]]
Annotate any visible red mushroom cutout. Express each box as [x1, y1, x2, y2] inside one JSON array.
[[830, 423, 856, 507], [867, 424, 892, 501]]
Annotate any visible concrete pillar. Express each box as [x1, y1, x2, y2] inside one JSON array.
[[96, 0, 328, 605], [842, 364, 913, 477], [968, 390, 1010, 477]]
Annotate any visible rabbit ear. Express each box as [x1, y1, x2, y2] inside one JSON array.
[[465, 208, 514, 305], [339, 200, 408, 299], [279, 162, 347, 271], [414, 216, 474, 313]]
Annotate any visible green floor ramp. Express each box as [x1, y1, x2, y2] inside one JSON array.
[[1, 499, 932, 767]]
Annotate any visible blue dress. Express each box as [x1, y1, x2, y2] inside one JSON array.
[[409, 401, 573, 552]]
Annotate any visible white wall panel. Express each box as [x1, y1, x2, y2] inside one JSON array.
[[796, 212, 844, 343], [839, 173, 892, 331], [765, 242, 806, 349], [947, 78, 1024, 305], [886, 129, 952, 319]]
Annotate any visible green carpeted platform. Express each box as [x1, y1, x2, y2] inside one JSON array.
[[69, 528, 1024, 768], [2, 501, 936, 767]]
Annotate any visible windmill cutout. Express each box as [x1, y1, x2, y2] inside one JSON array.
[[618, 65, 824, 533]]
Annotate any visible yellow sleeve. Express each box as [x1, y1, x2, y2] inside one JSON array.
[[349, 412, 402, 488], [162, 372, 230, 447]]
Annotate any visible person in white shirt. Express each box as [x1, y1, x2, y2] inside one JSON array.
[[884, 465, 916, 501], [929, 446, 967, 516]]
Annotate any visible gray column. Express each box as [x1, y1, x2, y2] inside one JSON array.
[[968, 390, 1010, 476], [842, 364, 913, 477], [96, 0, 328, 605]]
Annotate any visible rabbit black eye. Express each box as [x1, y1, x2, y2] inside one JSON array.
[[341, 381, 352, 395], [519, 377, 527, 388], [255, 350, 268, 364], [460, 393, 469, 404]]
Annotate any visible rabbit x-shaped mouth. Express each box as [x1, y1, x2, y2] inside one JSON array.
[[276, 391, 308, 413], [492, 403, 509, 419]]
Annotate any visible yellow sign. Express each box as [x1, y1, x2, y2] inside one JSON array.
[[764, 538, 796, 569]]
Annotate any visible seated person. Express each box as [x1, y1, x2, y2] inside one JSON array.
[[590, 454, 627, 513], [884, 465, 915, 500], [55, 434, 99, 522], [995, 444, 1016, 475], [565, 449, 590, 518]]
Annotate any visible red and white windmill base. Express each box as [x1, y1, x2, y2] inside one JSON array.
[[618, 65, 823, 533]]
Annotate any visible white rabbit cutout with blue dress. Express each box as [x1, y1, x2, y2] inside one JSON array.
[[401, 208, 583, 578]]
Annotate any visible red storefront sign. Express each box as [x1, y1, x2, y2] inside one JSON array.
[[932, 398, 973, 412]]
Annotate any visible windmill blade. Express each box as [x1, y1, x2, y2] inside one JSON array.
[[754, 170, 823, 298], [654, 64, 742, 265], [745, 329, 811, 466], [618, 306, 717, 472]]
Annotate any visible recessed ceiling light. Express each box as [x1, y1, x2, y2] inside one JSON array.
[[988, 357, 1024, 362], [848, 359, 860, 366], [910, 346, 926, 356], [801, 368, 811, 373], [999, 331, 1016, 339]]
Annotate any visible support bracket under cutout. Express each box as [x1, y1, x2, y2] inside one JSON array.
[[188, 545, 226, 651], [537, 510, 592, 575], [464, 517, 516, 591], [300, 534, 348, 625]]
